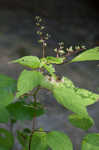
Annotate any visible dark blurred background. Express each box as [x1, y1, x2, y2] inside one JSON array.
[[0, 1, 99, 150], [0, 0, 99, 17]]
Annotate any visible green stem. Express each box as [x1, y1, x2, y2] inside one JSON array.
[[29, 116, 36, 150], [28, 87, 40, 150], [34, 129, 49, 133]]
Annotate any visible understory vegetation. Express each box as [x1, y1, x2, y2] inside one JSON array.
[[0, 16, 99, 150]]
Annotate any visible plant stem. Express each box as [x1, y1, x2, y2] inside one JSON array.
[[9, 121, 14, 150], [34, 129, 49, 133], [42, 43, 45, 58], [29, 116, 36, 150], [28, 87, 40, 150]]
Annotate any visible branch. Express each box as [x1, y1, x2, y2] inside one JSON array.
[[28, 86, 40, 150]]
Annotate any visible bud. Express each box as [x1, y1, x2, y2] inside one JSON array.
[[60, 46, 64, 49], [75, 45, 80, 50], [54, 48, 58, 52], [67, 46, 73, 52], [35, 16, 40, 20], [36, 30, 40, 35], [39, 32, 43, 35], [38, 39, 44, 43], [38, 18, 42, 22], [81, 45, 86, 49], [41, 26, 45, 30], [43, 42, 47, 47], [59, 42, 64, 46], [59, 50, 65, 54], [46, 33, 51, 38], [44, 36, 49, 40], [36, 23, 40, 26]]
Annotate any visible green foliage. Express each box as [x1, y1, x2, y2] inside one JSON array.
[[68, 114, 94, 130], [11, 56, 40, 69], [16, 70, 43, 98], [74, 88, 99, 106], [46, 131, 73, 150], [0, 106, 10, 123], [0, 16, 99, 150], [24, 130, 48, 150], [40, 76, 53, 90], [53, 86, 89, 117], [43, 64, 55, 76], [71, 47, 99, 63], [0, 128, 14, 150], [41, 56, 65, 64], [81, 133, 99, 150], [0, 74, 16, 106], [7, 101, 45, 121], [17, 130, 29, 147], [0, 75, 16, 123]]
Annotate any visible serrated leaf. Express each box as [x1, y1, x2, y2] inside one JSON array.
[[46, 56, 65, 64], [17, 130, 29, 147], [7, 101, 45, 121], [24, 131, 48, 150], [55, 76, 99, 107], [46, 131, 73, 150], [0, 106, 10, 123], [0, 74, 16, 106], [16, 70, 44, 98], [81, 133, 99, 150], [0, 74, 16, 90], [11, 56, 40, 69], [0, 128, 14, 150], [62, 77, 75, 89], [68, 113, 94, 130], [52, 76, 99, 118], [40, 76, 53, 91], [71, 47, 99, 63], [31, 132, 48, 150], [74, 88, 99, 106], [53, 86, 89, 117], [0, 89, 14, 106], [23, 128, 31, 134], [43, 64, 55, 76], [40, 56, 65, 65]]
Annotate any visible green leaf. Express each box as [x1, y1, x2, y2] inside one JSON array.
[[0, 128, 14, 150], [46, 131, 73, 150], [0, 74, 16, 106], [54, 77, 99, 107], [81, 133, 99, 150], [62, 77, 75, 89], [0, 74, 16, 91], [53, 86, 89, 117], [40, 76, 53, 91], [74, 88, 99, 106], [71, 47, 99, 63], [68, 114, 94, 130], [0, 106, 10, 123], [16, 70, 44, 98], [40, 57, 65, 66], [52, 76, 99, 119], [17, 130, 29, 147], [23, 128, 31, 134], [7, 101, 45, 121], [45, 56, 65, 64], [43, 64, 55, 76], [31, 131, 48, 150], [24, 130, 48, 150], [0, 89, 14, 107], [11, 56, 40, 69]]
